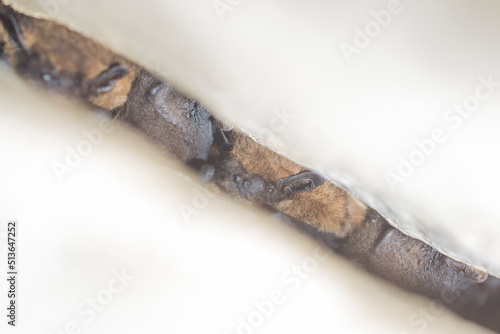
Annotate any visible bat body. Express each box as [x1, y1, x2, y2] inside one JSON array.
[[0, 2, 136, 109], [279, 209, 489, 310], [114, 70, 214, 166], [336, 210, 488, 299]]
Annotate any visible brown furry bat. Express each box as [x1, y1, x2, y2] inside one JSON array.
[[212, 129, 368, 238], [336, 211, 500, 332], [279, 210, 490, 309], [113, 70, 214, 175], [0, 2, 136, 109], [336, 210, 488, 299]]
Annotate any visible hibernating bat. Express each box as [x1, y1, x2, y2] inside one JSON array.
[[211, 129, 367, 238], [335, 210, 488, 299], [335, 210, 500, 333], [113, 70, 214, 175], [0, 2, 136, 109]]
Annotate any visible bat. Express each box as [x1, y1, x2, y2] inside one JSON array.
[[211, 129, 368, 238], [335, 209, 488, 299], [279, 209, 492, 318], [342, 211, 500, 334], [113, 69, 214, 171], [0, 2, 136, 110]]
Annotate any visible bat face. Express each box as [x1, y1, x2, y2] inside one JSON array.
[[214, 154, 325, 205], [115, 70, 214, 163], [0, 3, 135, 109], [215, 156, 288, 204]]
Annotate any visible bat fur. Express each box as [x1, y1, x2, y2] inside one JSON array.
[[113, 69, 214, 167]]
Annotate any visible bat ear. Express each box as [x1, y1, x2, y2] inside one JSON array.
[[85, 63, 129, 95], [148, 81, 169, 105], [0, 4, 28, 53], [147, 82, 175, 122], [276, 171, 325, 199], [212, 117, 234, 150]]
